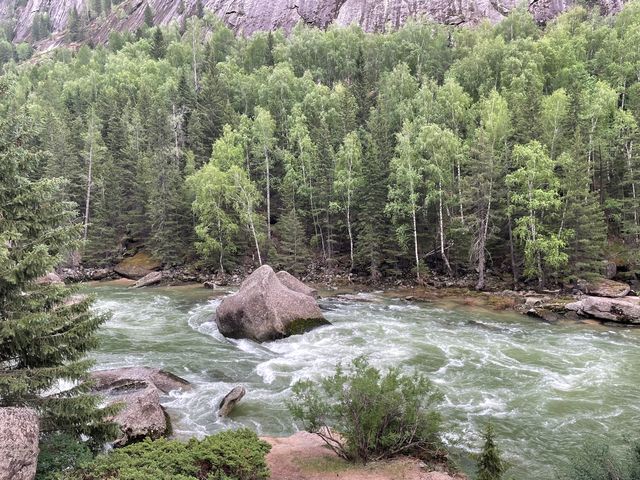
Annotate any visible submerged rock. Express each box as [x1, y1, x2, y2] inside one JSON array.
[[132, 271, 163, 288], [0, 408, 39, 480], [91, 367, 190, 446], [218, 386, 246, 417], [565, 296, 640, 324], [215, 265, 329, 342], [114, 252, 162, 280]]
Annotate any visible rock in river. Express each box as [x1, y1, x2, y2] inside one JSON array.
[[114, 252, 162, 280], [215, 265, 329, 342], [91, 367, 190, 446], [218, 386, 246, 417], [565, 296, 640, 324], [132, 271, 163, 288], [0, 408, 39, 480]]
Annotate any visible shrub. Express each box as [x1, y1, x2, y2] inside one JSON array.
[[559, 439, 640, 480], [37, 433, 94, 480], [70, 428, 271, 480], [287, 356, 443, 464], [476, 423, 507, 480]]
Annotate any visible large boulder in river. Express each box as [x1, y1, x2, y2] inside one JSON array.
[[114, 252, 162, 280], [565, 296, 640, 324], [0, 408, 39, 480], [91, 367, 190, 446], [577, 278, 630, 298], [215, 265, 329, 342]]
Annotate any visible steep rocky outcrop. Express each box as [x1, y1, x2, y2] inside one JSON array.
[[0, 0, 627, 49], [0, 408, 39, 480], [215, 265, 328, 342]]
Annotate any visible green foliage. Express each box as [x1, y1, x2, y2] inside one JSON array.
[[287, 357, 443, 464], [0, 105, 116, 444], [559, 439, 640, 480], [476, 423, 507, 480], [71, 429, 271, 480], [36, 433, 93, 480], [6, 4, 640, 283]]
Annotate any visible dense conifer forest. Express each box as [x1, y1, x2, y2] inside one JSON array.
[[3, 3, 640, 288]]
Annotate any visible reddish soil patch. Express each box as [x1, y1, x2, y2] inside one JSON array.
[[263, 432, 465, 480]]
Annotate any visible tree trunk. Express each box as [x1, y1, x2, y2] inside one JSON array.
[[264, 145, 271, 240], [475, 182, 492, 291], [83, 118, 94, 243], [412, 200, 420, 281], [438, 181, 452, 275]]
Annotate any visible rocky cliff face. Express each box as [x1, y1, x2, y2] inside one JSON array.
[[0, 0, 628, 47]]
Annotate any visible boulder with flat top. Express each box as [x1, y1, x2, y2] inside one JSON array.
[[215, 265, 329, 342]]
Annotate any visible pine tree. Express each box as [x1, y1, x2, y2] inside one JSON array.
[[150, 27, 166, 59], [0, 105, 116, 444], [476, 423, 507, 480], [68, 7, 84, 42], [144, 4, 154, 27]]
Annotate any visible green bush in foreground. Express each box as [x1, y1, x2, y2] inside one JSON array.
[[37, 433, 94, 480], [287, 357, 443, 463], [69, 428, 271, 480]]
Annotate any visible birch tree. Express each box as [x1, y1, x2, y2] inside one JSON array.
[[469, 90, 510, 290], [387, 121, 425, 281], [333, 131, 363, 272], [419, 124, 462, 276], [251, 107, 276, 240]]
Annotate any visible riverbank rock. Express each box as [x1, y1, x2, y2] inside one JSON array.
[[215, 265, 329, 342], [35, 272, 64, 285], [565, 296, 640, 324], [90, 367, 190, 446], [0, 408, 39, 480], [114, 252, 162, 280], [132, 271, 163, 288], [218, 386, 246, 417], [577, 278, 630, 298]]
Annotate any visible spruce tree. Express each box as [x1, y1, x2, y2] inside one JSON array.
[[0, 104, 115, 444], [144, 4, 154, 27], [476, 423, 507, 480]]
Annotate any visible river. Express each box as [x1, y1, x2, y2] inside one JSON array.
[[88, 282, 640, 479]]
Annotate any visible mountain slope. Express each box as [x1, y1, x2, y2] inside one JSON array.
[[0, 0, 628, 48]]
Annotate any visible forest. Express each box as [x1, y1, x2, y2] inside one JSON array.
[[2, 2, 640, 289]]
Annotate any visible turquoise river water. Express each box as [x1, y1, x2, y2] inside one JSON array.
[[87, 283, 640, 479]]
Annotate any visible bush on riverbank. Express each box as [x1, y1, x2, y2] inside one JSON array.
[[287, 357, 443, 463], [65, 429, 271, 480], [560, 439, 640, 480]]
